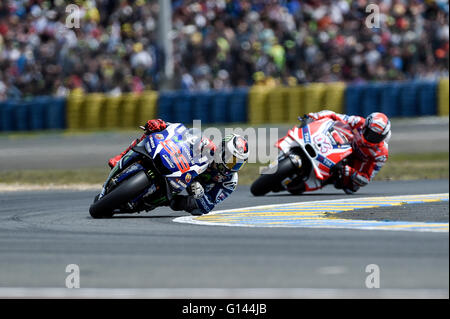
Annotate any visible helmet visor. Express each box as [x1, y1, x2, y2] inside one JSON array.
[[220, 155, 247, 173], [224, 160, 245, 172], [363, 127, 386, 144]]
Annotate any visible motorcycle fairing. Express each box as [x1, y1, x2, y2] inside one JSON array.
[[143, 123, 210, 192], [277, 118, 353, 182]]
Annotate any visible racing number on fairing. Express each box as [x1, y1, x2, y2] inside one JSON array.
[[313, 134, 332, 154], [161, 140, 191, 173]]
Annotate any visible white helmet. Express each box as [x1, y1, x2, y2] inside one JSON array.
[[215, 134, 249, 174]]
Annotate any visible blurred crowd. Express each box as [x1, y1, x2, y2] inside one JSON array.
[[0, 0, 449, 100]]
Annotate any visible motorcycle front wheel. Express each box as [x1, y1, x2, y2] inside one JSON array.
[[250, 157, 297, 196], [89, 170, 152, 218]]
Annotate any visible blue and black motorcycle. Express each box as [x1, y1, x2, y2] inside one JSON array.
[[89, 123, 211, 218]]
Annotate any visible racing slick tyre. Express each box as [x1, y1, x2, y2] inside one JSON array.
[[250, 157, 297, 196], [89, 171, 151, 219]]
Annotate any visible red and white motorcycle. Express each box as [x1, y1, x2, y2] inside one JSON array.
[[251, 116, 355, 196]]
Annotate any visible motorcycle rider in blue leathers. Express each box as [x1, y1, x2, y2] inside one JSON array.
[[108, 119, 249, 216]]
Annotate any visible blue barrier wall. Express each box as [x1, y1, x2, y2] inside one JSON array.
[[380, 83, 401, 118], [344, 80, 440, 118], [211, 91, 230, 123], [192, 92, 213, 124], [344, 85, 364, 116], [399, 82, 419, 117], [228, 88, 248, 123], [0, 97, 66, 132], [157, 89, 247, 126], [157, 92, 176, 123], [173, 92, 194, 124], [0, 101, 17, 131], [0, 81, 445, 132], [417, 81, 437, 116], [361, 84, 383, 117]]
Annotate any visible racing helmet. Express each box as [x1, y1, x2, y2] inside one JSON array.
[[215, 134, 249, 174], [362, 112, 391, 144]]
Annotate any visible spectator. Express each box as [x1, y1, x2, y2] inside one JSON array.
[[0, 0, 448, 98]]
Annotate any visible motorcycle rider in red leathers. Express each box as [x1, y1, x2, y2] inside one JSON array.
[[306, 110, 391, 194], [108, 119, 249, 215]]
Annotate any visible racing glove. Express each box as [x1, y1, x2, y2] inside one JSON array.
[[188, 181, 205, 199], [140, 119, 167, 135]]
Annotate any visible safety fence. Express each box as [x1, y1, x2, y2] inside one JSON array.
[[0, 78, 448, 132]]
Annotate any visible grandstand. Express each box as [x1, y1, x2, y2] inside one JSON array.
[[0, 0, 448, 131]]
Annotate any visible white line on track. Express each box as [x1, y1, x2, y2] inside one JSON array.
[[0, 287, 447, 299], [173, 193, 449, 232], [0, 183, 101, 192]]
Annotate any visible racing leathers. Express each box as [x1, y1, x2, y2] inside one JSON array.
[[308, 110, 389, 193], [108, 119, 238, 216], [170, 164, 238, 216]]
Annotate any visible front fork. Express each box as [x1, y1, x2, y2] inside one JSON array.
[[99, 150, 142, 199]]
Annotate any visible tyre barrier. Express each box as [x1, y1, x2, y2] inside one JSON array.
[[0, 96, 66, 132], [323, 82, 345, 115], [192, 92, 213, 124], [286, 86, 305, 122], [137, 91, 158, 124], [399, 82, 419, 117], [344, 80, 443, 118], [303, 83, 326, 115], [267, 87, 289, 124], [66, 90, 84, 130], [248, 85, 269, 125], [228, 88, 248, 123], [157, 91, 176, 123], [361, 84, 383, 117], [120, 93, 139, 128], [211, 91, 229, 124], [417, 81, 437, 116], [380, 83, 401, 118], [83, 93, 106, 129], [0, 80, 447, 132], [173, 92, 194, 124], [103, 95, 122, 129], [344, 84, 364, 116], [0, 100, 19, 131], [438, 78, 449, 116]]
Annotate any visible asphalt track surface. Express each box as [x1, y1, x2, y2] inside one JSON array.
[[0, 116, 448, 297], [0, 180, 448, 298]]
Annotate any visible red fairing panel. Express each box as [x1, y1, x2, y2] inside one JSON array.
[[275, 119, 354, 187]]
